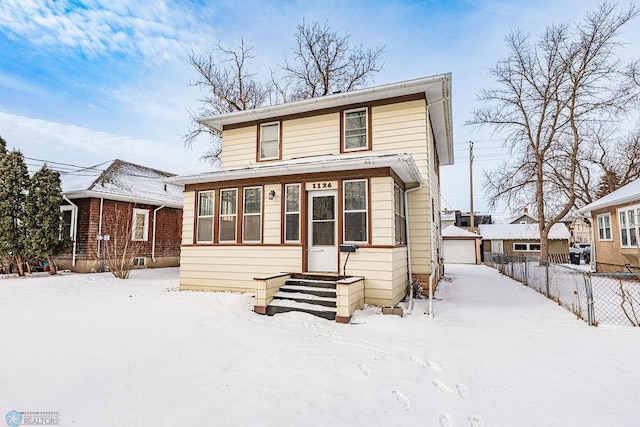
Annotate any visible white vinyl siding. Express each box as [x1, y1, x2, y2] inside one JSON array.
[[597, 213, 612, 241], [196, 191, 215, 243]]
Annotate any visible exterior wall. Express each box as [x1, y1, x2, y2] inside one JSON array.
[[591, 201, 640, 271], [57, 197, 182, 273], [499, 239, 569, 256]]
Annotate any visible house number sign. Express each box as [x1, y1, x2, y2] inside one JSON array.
[[305, 181, 338, 191]]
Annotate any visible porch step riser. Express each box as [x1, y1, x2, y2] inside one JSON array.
[[274, 295, 336, 308], [285, 279, 337, 289], [267, 305, 336, 321], [279, 287, 336, 298]]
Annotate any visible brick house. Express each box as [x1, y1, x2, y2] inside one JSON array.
[[165, 74, 454, 321], [57, 159, 183, 273]]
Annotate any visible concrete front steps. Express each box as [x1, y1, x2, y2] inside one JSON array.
[[266, 274, 341, 320]]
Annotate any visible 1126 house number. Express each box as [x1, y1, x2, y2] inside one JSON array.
[[311, 182, 333, 189]]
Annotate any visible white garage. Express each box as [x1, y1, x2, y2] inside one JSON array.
[[442, 225, 481, 264]]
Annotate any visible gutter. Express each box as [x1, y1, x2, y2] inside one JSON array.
[[64, 190, 182, 210], [63, 196, 78, 267], [152, 205, 165, 262]]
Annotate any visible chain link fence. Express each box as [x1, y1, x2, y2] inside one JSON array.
[[484, 253, 640, 327]]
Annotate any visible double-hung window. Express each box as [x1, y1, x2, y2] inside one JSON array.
[[394, 184, 406, 245], [343, 108, 368, 151], [284, 184, 300, 242], [243, 187, 262, 242], [132, 208, 149, 241], [597, 213, 612, 241], [343, 179, 368, 243], [219, 189, 238, 242], [196, 191, 215, 243], [619, 206, 640, 248], [259, 122, 280, 160]]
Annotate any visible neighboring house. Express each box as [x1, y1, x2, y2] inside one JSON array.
[[508, 209, 538, 225], [479, 223, 571, 258], [577, 178, 640, 272], [440, 209, 491, 230], [441, 209, 456, 229], [57, 159, 183, 273], [166, 74, 454, 322], [560, 213, 592, 244], [442, 225, 481, 264]]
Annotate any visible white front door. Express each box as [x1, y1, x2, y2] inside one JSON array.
[[307, 190, 338, 272]]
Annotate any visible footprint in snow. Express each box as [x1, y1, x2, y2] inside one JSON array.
[[456, 383, 469, 398], [391, 390, 410, 410], [358, 363, 370, 376], [468, 415, 485, 427], [439, 412, 453, 427], [411, 356, 444, 371], [432, 379, 454, 393]]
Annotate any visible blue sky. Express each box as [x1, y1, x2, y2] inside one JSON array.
[[1, 0, 638, 213]]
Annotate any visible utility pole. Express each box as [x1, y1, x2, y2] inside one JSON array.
[[469, 141, 475, 230]]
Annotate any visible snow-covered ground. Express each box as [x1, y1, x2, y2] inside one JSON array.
[[2, 265, 638, 426]]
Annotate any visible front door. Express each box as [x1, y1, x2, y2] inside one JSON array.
[[307, 190, 338, 272]]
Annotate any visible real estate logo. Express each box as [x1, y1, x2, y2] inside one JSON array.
[[4, 411, 60, 426], [5, 411, 22, 427]]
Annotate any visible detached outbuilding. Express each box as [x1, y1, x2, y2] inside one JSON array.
[[479, 223, 571, 260], [442, 225, 481, 264]]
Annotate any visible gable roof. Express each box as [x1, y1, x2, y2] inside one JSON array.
[[197, 74, 454, 166], [442, 225, 481, 239], [577, 178, 640, 214], [507, 213, 538, 224], [62, 159, 184, 208], [478, 223, 570, 240]]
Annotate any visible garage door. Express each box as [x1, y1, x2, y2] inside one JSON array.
[[443, 240, 476, 264]]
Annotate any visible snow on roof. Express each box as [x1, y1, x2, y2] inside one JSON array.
[[506, 213, 538, 224], [478, 223, 570, 240], [62, 159, 184, 207], [577, 178, 640, 214], [442, 225, 480, 238]]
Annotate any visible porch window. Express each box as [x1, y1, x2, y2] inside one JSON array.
[[219, 189, 238, 242], [284, 184, 300, 242], [132, 208, 149, 241], [394, 184, 406, 245], [343, 179, 368, 243], [597, 213, 612, 241], [619, 206, 640, 248], [196, 191, 215, 243], [259, 122, 280, 160], [243, 187, 262, 242], [343, 108, 368, 151]]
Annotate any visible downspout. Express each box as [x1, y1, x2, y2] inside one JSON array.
[[63, 196, 78, 267], [152, 205, 165, 262], [97, 197, 104, 259], [404, 182, 423, 315]]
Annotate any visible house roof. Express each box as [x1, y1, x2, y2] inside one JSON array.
[[198, 74, 454, 166], [577, 178, 640, 214], [442, 225, 481, 239], [507, 213, 538, 224], [164, 153, 423, 187], [478, 223, 571, 240], [62, 159, 184, 208]]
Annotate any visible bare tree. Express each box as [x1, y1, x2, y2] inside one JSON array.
[[278, 20, 385, 101], [104, 204, 143, 279], [471, 2, 640, 261], [184, 39, 269, 164]]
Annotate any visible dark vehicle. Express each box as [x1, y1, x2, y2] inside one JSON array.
[[570, 243, 591, 264]]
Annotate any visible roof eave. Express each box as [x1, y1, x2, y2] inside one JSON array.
[[63, 190, 183, 209]]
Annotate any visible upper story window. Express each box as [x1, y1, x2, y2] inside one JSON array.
[[284, 184, 300, 243], [259, 122, 280, 161], [243, 187, 262, 243], [219, 189, 238, 242], [196, 191, 215, 243], [132, 208, 149, 241], [619, 205, 640, 248], [343, 108, 369, 152], [597, 213, 612, 241], [343, 179, 368, 243]]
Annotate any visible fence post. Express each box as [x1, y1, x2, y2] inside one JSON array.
[[524, 258, 528, 286], [584, 272, 594, 326], [545, 261, 550, 297]]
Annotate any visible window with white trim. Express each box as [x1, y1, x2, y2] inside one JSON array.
[[619, 205, 640, 248], [132, 208, 149, 241], [219, 189, 238, 242], [284, 184, 300, 242], [343, 108, 368, 151], [259, 122, 280, 160], [513, 243, 541, 251], [60, 206, 74, 240], [243, 187, 262, 242], [597, 213, 612, 241], [196, 191, 215, 243], [343, 179, 368, 243], [394, 184, 406, 245]]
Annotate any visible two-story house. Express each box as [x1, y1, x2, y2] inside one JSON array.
[[166, 75, 453, 322]]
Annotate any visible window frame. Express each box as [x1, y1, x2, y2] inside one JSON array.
[[597, 213, 612, 241], [394, 184, 406, 245], [60, 205, 75, 240], [219, 188, 238, 243], [618, 205, 640, 248], [258, 121, 281, 161], [342, 107, 371, 152], [131, 208, 149, 242], [196, 190, 215, 244], [513, 242, 541, 252], [343, 179, 369, 244], [242, 186, 263, 243], [284, 183, 301, 243]]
